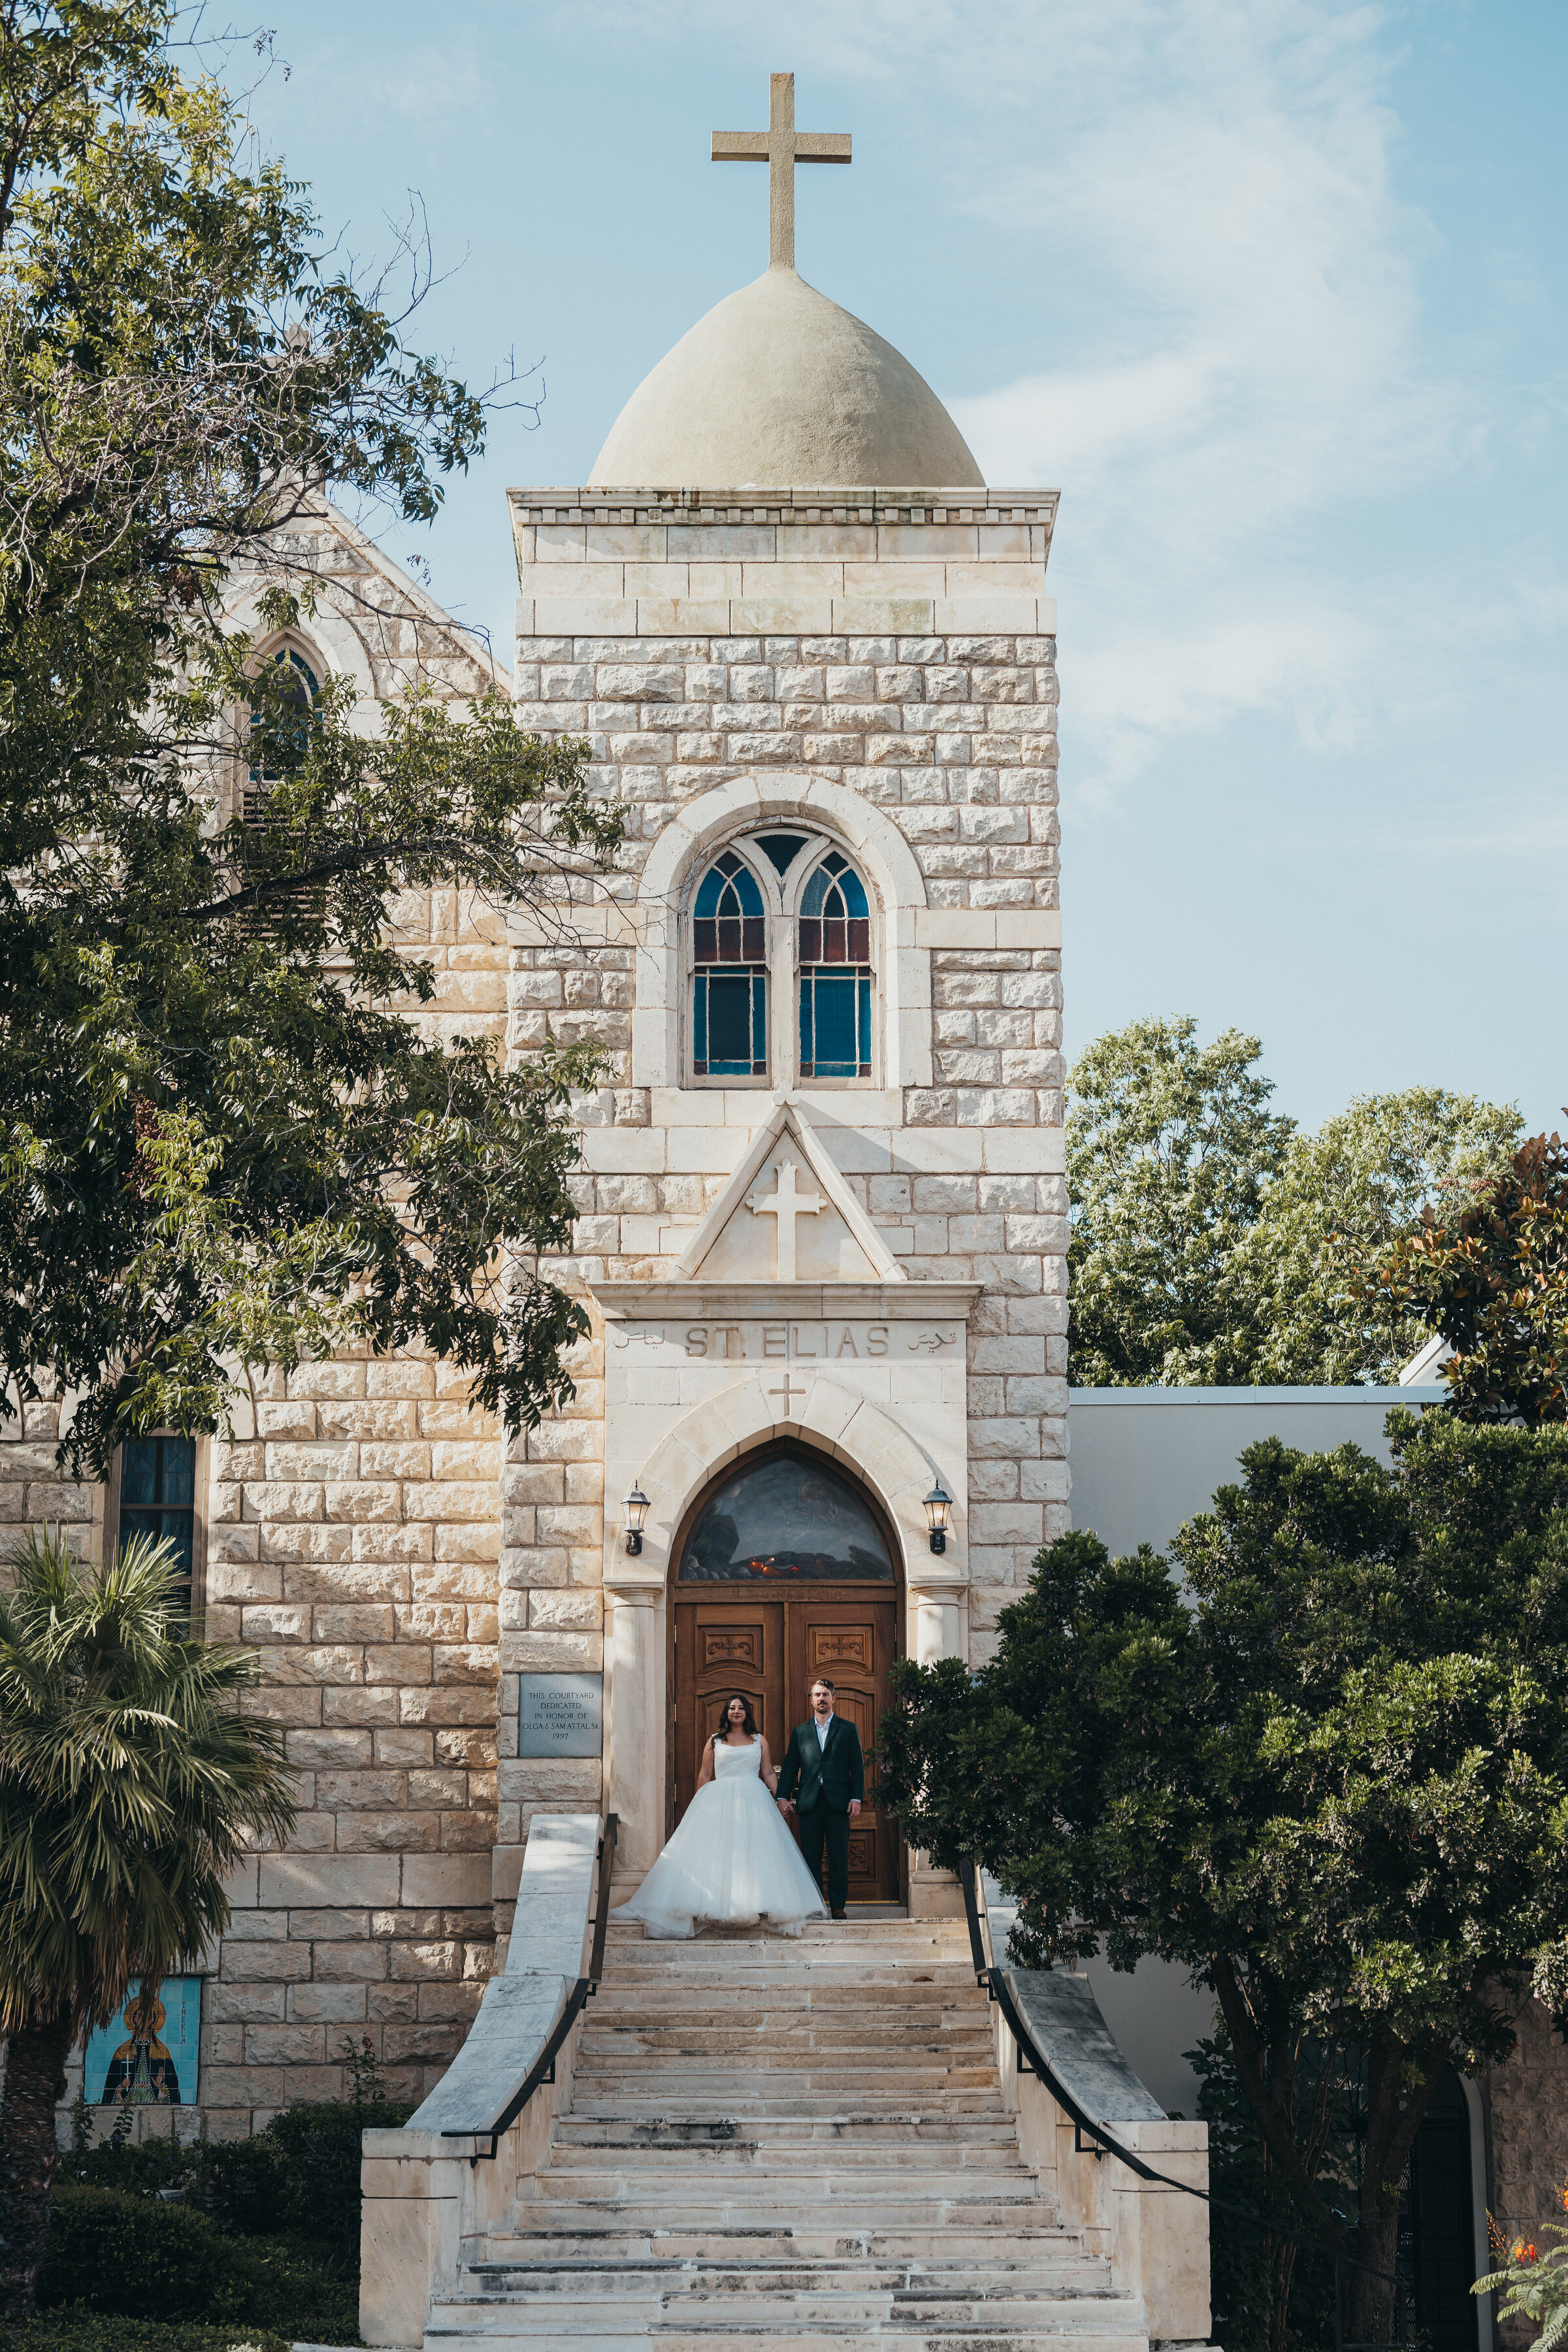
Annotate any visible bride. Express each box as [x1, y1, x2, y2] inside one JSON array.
[[615, 1693, 829, 1939]]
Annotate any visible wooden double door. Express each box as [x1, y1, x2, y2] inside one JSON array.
[[671, 1589, 901, 1904]]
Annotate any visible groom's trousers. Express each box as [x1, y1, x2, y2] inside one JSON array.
[[797, 1801, 851, 1912]]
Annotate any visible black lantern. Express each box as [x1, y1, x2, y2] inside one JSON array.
[[923, 1480, 953, 1554], [623, 1485, 649, 1556]]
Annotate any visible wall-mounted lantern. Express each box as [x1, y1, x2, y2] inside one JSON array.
[[623, 1486, 649, 1556], [923, 1480, 953, 1554]]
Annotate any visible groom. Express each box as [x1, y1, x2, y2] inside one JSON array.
[[776, 1676, 864, 1919]]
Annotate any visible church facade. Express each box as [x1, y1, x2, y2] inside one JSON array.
[[9, 81, 1068, 2136], [6, 88, 1556, 2332]]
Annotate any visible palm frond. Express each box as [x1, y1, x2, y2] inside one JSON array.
[[0, 1529, 297, 2036]]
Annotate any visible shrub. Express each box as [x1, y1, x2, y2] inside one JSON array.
[[0, 2322, 289, 2352], [258, 2096, 412, 2257], [39, 2088, 413, 2334], [188, 2134, 289, 2239], [36, 2190, 233, 2323]]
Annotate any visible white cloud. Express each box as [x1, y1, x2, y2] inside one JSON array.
[[574, 0, 1559, 811]]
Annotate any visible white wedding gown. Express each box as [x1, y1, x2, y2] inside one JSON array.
[[615, 1735, 829, 1940]]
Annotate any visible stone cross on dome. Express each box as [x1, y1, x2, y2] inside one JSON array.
[[712, 72, 851, 274]]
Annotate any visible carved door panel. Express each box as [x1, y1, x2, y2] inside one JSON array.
[[789, 1598, 900, 1902], [672, 1599, 785, 1827]]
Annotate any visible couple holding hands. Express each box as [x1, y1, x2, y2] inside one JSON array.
[[616, 1676, 866, 1940]]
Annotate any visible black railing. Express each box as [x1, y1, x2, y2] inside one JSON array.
[[448, 1812, 619, 2163], [956, 1858, 1413, 2352]]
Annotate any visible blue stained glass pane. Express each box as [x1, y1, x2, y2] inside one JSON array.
[[802, 866, 830, 918], [755, 833, 806, 877], [813, 972, 860, 1073], [708, 973, 752, 1066], [161, 1437, 195, 1508], [798, 972, 813, 1069], [696, 857, 764, 921], [696, 966, 764, 1075], [840, 866, 869, 919], [858, 973, 871, 1054], [122, 1437, 158, 1507]]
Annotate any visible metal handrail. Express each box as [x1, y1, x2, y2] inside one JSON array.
[[447, 1812, 619, 2162], [956, 1857, 1409, 2352]]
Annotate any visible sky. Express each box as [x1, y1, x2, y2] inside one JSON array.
[[220, 1, 1567, 1136]]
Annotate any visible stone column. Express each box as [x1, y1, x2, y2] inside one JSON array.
[[906, 1573, 968, 1919], [604, 1576, 663, 1886], [909, 1580, 963, 1666]]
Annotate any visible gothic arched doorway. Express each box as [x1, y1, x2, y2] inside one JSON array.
[[667, 1439, 903, 1903]]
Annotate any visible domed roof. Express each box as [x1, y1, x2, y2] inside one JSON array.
[[589, 268, 983, 490]]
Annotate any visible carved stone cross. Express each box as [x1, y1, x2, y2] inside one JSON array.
[[712, 72, 851, 273], [749, 1156, 825, 1281]]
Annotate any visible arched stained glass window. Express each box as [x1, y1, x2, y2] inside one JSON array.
[[678, 1445, 895, 1582], [248, 647, 319, 797], [692, 850, 768, 1079], [798, 851, 872, 1080]]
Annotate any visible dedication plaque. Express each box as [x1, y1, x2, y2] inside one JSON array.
[[518, 1672, 603, 1759]]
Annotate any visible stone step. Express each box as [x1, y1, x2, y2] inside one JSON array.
[[600, 1950, 979, 1970], [426, 2315, 1147, 2351], [511, 2195, 1044, 2229], [427, 2327, 1149, 2349], [581, 2019, 993, 2041], [487, 2228, 1083, 2264], [601, 1961, 981, 1984], [571, 2107, 1011, 2126], [468, 2257, 1110, 2293], [557, 2116, 1021, 2146], [447, 2293, 1128, 2327], [543, 2145, 1030, 2173], [434, 2285, 1139, 2326], [569, 2068, 1002, 2095]]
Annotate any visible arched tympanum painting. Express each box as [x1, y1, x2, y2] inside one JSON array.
[[669, 1441, 902, 1902]]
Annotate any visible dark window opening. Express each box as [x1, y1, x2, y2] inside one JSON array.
[[1394, 2068, 1479, 2352], [120, 1434, 197, 1624], [754, 832, 807, 879]]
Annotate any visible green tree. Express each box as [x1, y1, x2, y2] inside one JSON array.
[[1067, 1016, 1518, 1386], [0, 5, 623, 1471], [1067, 1017, 1295, 1384], [1365, 1128, 1568, 1426], [879, 1413, 1568, 2351], [0, 1530, 297, 2317], [1239, 1088, 1521, 1383]]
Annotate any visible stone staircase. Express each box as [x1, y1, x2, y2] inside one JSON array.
[[423, 1916, 1150, 2349]]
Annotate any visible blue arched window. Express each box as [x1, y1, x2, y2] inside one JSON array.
[[692, 851, 768, 1079], [798, 852, 872, 1080]]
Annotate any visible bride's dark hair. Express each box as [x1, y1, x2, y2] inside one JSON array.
[[715, 1691, 758, 1739]]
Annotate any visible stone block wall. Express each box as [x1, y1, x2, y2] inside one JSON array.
[[1, 510, 517, 2138]]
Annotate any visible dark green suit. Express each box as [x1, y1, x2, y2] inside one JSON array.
[[776, 1712, 865, 1912]]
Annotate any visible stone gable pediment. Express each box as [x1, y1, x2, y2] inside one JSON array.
[[672, 1105, 904, 1286]]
